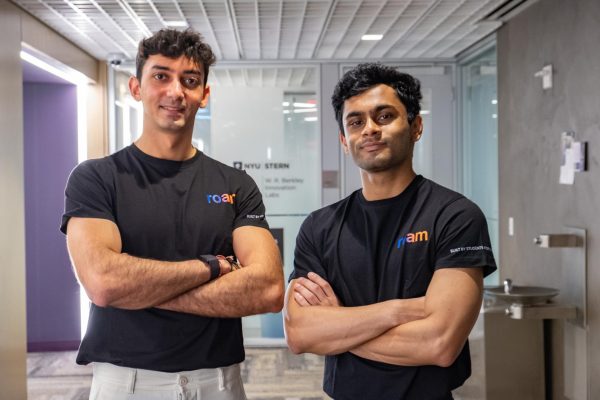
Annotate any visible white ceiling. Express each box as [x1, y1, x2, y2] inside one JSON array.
[[210, 66, 317, 89], [11, 0, 530, 64]]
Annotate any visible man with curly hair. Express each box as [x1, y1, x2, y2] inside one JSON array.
[[62, 29, 284, 400], [284, 63, 496, 400]]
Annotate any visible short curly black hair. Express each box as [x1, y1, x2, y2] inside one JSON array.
[[331, 63, 422, 133], [136, 28, 216, 84]]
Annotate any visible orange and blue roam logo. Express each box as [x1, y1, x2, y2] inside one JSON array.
[[206, 193, 236, 204], [396, 230, 429, 248]]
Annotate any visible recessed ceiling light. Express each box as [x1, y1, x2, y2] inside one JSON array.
[[361, 34, 383, 41], [165, 21, 188, 28]]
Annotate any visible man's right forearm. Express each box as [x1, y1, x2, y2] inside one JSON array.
[[87, 250, 211, 309], [67, 217, 220, 310], [283, 281, 425, 355]]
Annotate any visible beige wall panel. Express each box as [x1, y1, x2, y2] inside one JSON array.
[[0, 1, 108, 397], [0, 0, 28, 398], [87, 62, 109, 158]]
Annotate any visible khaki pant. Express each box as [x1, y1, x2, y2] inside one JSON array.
[[90, 362, 247, 400]]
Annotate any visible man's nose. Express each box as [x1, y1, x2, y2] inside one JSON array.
[[362, 117, 381, 136], [166, 79, 184, 99]]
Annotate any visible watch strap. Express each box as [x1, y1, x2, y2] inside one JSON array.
[[199, 254, 220, 281]]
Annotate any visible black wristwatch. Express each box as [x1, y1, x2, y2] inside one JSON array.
[[199, 254, 220, 281]]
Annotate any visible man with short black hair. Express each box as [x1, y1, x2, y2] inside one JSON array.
[[62, 29, 284, 400], [284, 63, 496, 400]]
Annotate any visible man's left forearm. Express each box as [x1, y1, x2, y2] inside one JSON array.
[[157, 225, 285, 317], [350, 268, 483, 367], [157, 262, 284, 317]]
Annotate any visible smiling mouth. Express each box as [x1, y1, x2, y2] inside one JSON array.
[[160, 105, 185, 114], [360, 141, 386, 152]]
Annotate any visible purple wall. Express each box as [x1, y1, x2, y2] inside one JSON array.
[[24, 82, 80, 351]]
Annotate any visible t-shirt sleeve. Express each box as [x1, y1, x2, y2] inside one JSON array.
[[233, 172, 270, 230], [288, 214, 327, 282], [434, 198, 497, 277], [60, 160, 115, 234]]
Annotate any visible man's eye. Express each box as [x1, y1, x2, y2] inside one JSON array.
[[348, 120, 363, 128], [378, 113, 392, 122], [184, 78, 200, 87], [153, 73, 166, 80]]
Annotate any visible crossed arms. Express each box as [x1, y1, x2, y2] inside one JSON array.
[[283, 267, 483, 367], [66, 217, 284, 317]]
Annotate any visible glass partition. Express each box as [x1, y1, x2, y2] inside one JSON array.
[[460, 45, 499, 284], [203, 66, 321, 342]]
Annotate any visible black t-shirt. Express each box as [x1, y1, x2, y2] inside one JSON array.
[[290, 175, 496, 400], [61, 144, 269, 372]]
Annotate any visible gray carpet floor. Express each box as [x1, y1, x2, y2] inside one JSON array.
[[27, 348, 329, 400], [27, 340, 483, 400]]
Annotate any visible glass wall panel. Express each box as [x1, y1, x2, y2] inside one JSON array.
[[461, 46, 499, 284], [204, 67, 321, 342]]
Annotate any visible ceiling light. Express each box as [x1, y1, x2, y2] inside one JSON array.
[[361, 34, 383, 41], [304, 117, 318, 122], [165, 21, 188, 28], [293, 108, 317, 114]]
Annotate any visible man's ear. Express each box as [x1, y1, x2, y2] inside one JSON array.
[[411, 115, 423, 143], [339, 131, 349, 154], [128, 75, 142, 101], [200, 85, 211, 108]]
